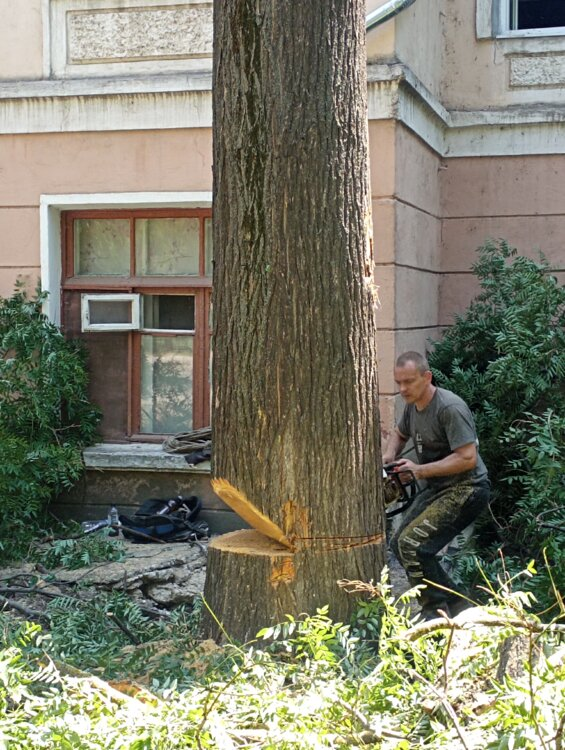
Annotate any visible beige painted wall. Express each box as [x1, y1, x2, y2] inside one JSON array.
[[0, 0, 43, 81], [366, 0, 396, 61], [367, 0, 444, 100], [394, 0, 443, 99], [0, 128, 212, 295], [442, 0, 565, 110], [440, 154, 565, 325]]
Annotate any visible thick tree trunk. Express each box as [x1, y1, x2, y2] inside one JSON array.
[[205, 0, 384, 641]]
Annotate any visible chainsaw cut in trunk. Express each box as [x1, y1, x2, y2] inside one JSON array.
[[204, 0, 385, 643]]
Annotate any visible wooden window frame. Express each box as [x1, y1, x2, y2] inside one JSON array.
[[61, 208, 212, 441]]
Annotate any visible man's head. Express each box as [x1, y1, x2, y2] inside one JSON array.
[[394, 351, 434, 408]]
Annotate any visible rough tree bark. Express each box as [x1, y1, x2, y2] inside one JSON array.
[[203, 0, 384, 642]]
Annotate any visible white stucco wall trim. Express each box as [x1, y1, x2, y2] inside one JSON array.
[[40, 191, 213, 326], [366, 64, 565, 158], [477, 0, 565, 40], [43, 0, 212, 79], [0, 83, 212, 135]]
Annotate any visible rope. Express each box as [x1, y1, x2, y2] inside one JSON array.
[[295, 533, 385, 552], [162, 427, 211, 454]]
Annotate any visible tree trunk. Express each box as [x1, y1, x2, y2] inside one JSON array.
[[205, 0, 384, 642]]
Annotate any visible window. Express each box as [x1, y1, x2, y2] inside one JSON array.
[[81, 294, 141, 331], [508, 0, 565, 32], [62, 209, 212, 441]]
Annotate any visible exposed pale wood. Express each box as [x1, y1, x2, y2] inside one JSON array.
[[211, 479, 293, 549]]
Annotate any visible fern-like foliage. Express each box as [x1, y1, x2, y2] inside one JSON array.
[[429, 240, 564, 510], [429, 241, 564, 612], [0, 283, 101, 560]]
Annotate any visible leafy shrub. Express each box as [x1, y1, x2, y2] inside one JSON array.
[[428, 240, 564, 502], [428, 241, 564, 610], [45, 592, 204, 690], [0, 284, 100, 560], [502, 409, 565, 613]]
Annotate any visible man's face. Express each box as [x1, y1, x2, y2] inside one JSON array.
[[394, 362, 432, 405]]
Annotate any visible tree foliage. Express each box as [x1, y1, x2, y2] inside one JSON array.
[[428, 241, 565, 609], [0, 284, 100, 559], [428, 239, 564, 508], [1, 576, 564, 748]]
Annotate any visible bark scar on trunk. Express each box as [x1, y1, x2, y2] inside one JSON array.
[[270, 558, 296, 586], [282, 499, 310, 543]]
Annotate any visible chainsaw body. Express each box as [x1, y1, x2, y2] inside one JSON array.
[[382, 462, 418, 517]]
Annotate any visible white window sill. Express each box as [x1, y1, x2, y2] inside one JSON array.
[[498, 28, 565, 39], [83, 443, 210, 473]]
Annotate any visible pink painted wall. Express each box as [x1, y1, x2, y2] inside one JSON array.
[[371, 121, 442, 436], [0, 128, 213, 295], [0, 1, 43, 81], [440, 154, 565, 325]]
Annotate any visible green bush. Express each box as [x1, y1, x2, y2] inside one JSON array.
[[36, 533, 126, 570], [428, 240, 564, 502], [502, 409, 565, 613], [428, 240, 565, 610], [1, 576, 565, 749], [0, 284, 100, 560]]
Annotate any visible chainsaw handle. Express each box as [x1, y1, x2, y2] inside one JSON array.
[[383, 462, 419, 518]]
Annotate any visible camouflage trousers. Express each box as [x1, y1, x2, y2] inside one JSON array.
[[390, 481, 490, 607]]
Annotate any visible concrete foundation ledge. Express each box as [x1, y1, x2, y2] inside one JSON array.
[[83, 443, 211, 473]]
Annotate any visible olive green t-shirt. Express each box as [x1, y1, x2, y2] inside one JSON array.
[[397, 387, 489, 490]]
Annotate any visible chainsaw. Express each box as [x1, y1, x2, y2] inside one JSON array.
[[382, 462, 418, 518]]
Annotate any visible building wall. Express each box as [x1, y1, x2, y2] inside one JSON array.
[[0, 128, 212, 298], [0, 1, 43, 81], [440, 153, 565, 325], [366, 0, 396, 60], [371, 121, 442, 436], [442, 0, 565, 109], [394, 0, 444, 100], [367, 0, 444, 102]]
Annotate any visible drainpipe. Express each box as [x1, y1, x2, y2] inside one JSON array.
[[366, 0, 418, 30]]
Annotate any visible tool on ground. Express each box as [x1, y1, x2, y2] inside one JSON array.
[[81, 495, 209, 543]]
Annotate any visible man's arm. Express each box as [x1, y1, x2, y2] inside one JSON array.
[[393, 442, 477, 480], [382, 428, 408, 465]]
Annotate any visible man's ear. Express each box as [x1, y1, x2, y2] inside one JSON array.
[[425, 370, 433, 384]]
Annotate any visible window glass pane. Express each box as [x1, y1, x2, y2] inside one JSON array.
[[142, 295, 195, 330], [74, 219, 130, 276], [515, 0, 565, 30], [135, 218, 199, 276], [140, 335, 193, 433], [205, 218, 213, 276], [89, 299, 132, 325]]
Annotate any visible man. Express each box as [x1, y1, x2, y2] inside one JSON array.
[[383, 351, 490, 620]]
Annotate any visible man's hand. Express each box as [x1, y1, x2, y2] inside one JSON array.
[[395, 444, 478, 481], [391, 458, 422, 480]]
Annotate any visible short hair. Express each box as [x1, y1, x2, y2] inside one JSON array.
[[395, 351, 430, 374]]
